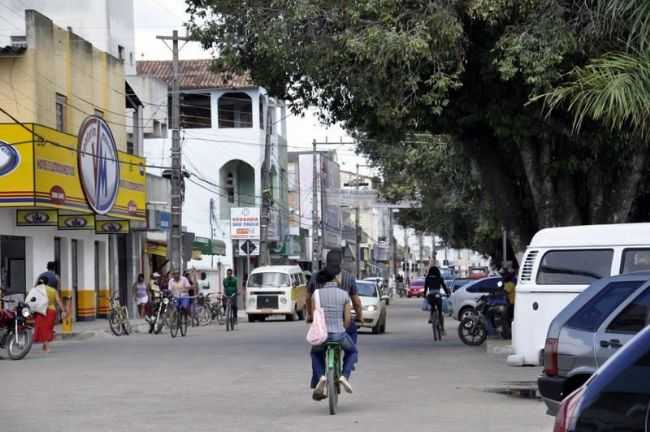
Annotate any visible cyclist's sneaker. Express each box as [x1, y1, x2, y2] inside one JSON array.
[[339, 376, 353, 394], [312, 376, 327, 401]]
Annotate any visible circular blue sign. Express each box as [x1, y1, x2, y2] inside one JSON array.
[[0, 141, 20, 176]]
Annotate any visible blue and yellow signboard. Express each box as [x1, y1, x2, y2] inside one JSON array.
[[0, 123, 146, 221]]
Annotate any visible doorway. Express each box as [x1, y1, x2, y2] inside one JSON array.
[[1, 236, 26, 296]]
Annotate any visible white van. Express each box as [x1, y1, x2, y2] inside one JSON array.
[[507, 223, 650, 366], [245, 265, 307, 322]]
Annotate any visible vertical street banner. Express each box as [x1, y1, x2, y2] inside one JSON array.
[[230, 207, 261, 240]]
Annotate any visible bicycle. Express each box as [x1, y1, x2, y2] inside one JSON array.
[[429, 293, 443, 341], [194, 294, 212, 326], [325, 342, 343, 415], [224, 293, 237, 332], [168, 297, 189, 338], [109, 294, 131, 336], [207, 293, 225, 325]]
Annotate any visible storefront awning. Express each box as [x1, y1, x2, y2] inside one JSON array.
[[146, 242, 167, 257], [0, 123, 146, 222], [192, 237, 226, 256]]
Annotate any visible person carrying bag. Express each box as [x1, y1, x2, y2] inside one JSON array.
[[306, 289, 327, 346]]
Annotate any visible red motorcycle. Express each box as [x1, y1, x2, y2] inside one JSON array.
[[0, 299, 33, 360]]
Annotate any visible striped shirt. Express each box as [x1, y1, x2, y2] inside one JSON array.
[[315, 282, 351, 334]]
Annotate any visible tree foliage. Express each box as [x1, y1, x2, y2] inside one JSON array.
[[187, 0, 650, 258]]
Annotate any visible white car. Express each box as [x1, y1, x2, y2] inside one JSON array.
[[363, 276, 391, 304], [355, 280, 388, 334]]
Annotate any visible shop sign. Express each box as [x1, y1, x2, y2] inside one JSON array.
[[57, 214, 95, 230], [77, 116, 120, 215], [0, 123, 146, 221], [95, 219, 129, 235], [145, 242, 167, 257], [230, 207, 260, 240], [16, 209, 58, 226], [193, 236, 226, 256]]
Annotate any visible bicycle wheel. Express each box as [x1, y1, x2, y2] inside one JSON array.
[[109, 310, 123, 336], [432, 309, 441, 341], [121, 308, 132, 335], [169, 308, 179, 338], [180, 310, 188, 337], [225, 303, 232, 332], [215, 305, 225, 325], [327, 366, 338, 415], [198, 305, 211, 326]]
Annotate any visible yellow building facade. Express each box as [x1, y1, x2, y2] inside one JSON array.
[[0, 10, 146, 322]]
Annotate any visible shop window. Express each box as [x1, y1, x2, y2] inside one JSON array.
[[259, 96, 265, 130], [218, 92, 252, 128]]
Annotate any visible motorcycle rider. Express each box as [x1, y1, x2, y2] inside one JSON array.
[[424, 266, 450, 333]]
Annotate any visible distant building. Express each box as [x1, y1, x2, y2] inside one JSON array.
[[138, 59, 290, 276]]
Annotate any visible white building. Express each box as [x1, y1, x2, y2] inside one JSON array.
[[137, 60, 290, 277], [0, 0, 136, 74]]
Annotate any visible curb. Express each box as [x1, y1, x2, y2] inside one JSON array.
[[484, 381, 540, 400]]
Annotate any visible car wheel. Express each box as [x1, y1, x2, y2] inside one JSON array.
[[459, 306, 474, 321]]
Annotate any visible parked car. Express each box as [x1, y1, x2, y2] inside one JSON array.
[[468, 267, 489, 279], [450, 276, 502, 321], [538, 272, 650, 415], [407, 277, 425, 298], [449, 278, 472, 293], [553, 324, 650, 432], [355, 280, 388, 334]]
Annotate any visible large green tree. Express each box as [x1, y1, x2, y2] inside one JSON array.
[[187, 0, 649, 256]]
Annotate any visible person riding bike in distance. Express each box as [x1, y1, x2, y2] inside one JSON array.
[[309, 271, 358, 401], [168, 271, 191, 313], [222, 269, 238, 321], [424, 266, 450, 334]]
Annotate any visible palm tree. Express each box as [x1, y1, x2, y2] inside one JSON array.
[[540, 1, 650, 135]]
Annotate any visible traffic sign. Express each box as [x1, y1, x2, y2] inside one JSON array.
[[239, 240, 260, 256]]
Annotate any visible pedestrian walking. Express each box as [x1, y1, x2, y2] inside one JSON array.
[[37, 261, 59, 291], [134, 273, 148, 319], [32, 277, 66, 353]]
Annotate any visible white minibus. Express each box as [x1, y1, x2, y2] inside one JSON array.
[[507, 223, 650, 366], [245, 265, 307, 322]]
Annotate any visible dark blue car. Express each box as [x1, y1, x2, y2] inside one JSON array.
[[554, 324, 650, 432]]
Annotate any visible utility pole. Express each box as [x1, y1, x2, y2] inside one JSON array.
[[260, 104, 273, 266], [502, 225, 508, 271], [418, 232, 424, 276], [157, 30, 190, 273], [311, 139, 319, 272], [404, 228, 410, 282], [209, 198, 215, 270], [355, 163, 361, 279], [389, 208, 396, 282]]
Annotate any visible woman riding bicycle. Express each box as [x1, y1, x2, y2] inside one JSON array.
[[310, 269, 358, 401], [424, 266, 450, 333]]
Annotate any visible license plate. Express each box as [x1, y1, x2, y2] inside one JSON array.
[[260, 309, 273, 313]]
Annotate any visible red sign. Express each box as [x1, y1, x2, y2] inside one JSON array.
[[49, 186, 66, 205]]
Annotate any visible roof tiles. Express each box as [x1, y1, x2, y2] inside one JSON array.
[[136, 60, 254, 90]]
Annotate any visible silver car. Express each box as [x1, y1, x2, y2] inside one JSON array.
[[450, 276, 502, 320], [538, 272, 650, 415]]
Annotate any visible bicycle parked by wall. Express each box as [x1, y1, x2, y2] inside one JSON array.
[[109, 293, 131, 336]]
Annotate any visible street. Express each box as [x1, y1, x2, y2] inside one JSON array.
[[2, 299, 552, 432]]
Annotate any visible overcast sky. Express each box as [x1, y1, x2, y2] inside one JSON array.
[[134, 0, 372, 175]]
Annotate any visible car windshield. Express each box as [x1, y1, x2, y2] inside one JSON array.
[[356, 282, 377, 297], [247, 272, 290, 288]]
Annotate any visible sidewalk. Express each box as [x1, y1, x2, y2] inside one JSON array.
[[54, 318, 149, 340]]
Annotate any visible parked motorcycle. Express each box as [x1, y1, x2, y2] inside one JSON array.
[[457, 284, 511, 346], [147, 292, 171, 334], [0, 299, 33, 360]]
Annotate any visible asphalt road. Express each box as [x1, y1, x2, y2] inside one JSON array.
[[2, 298, 553, 432]]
